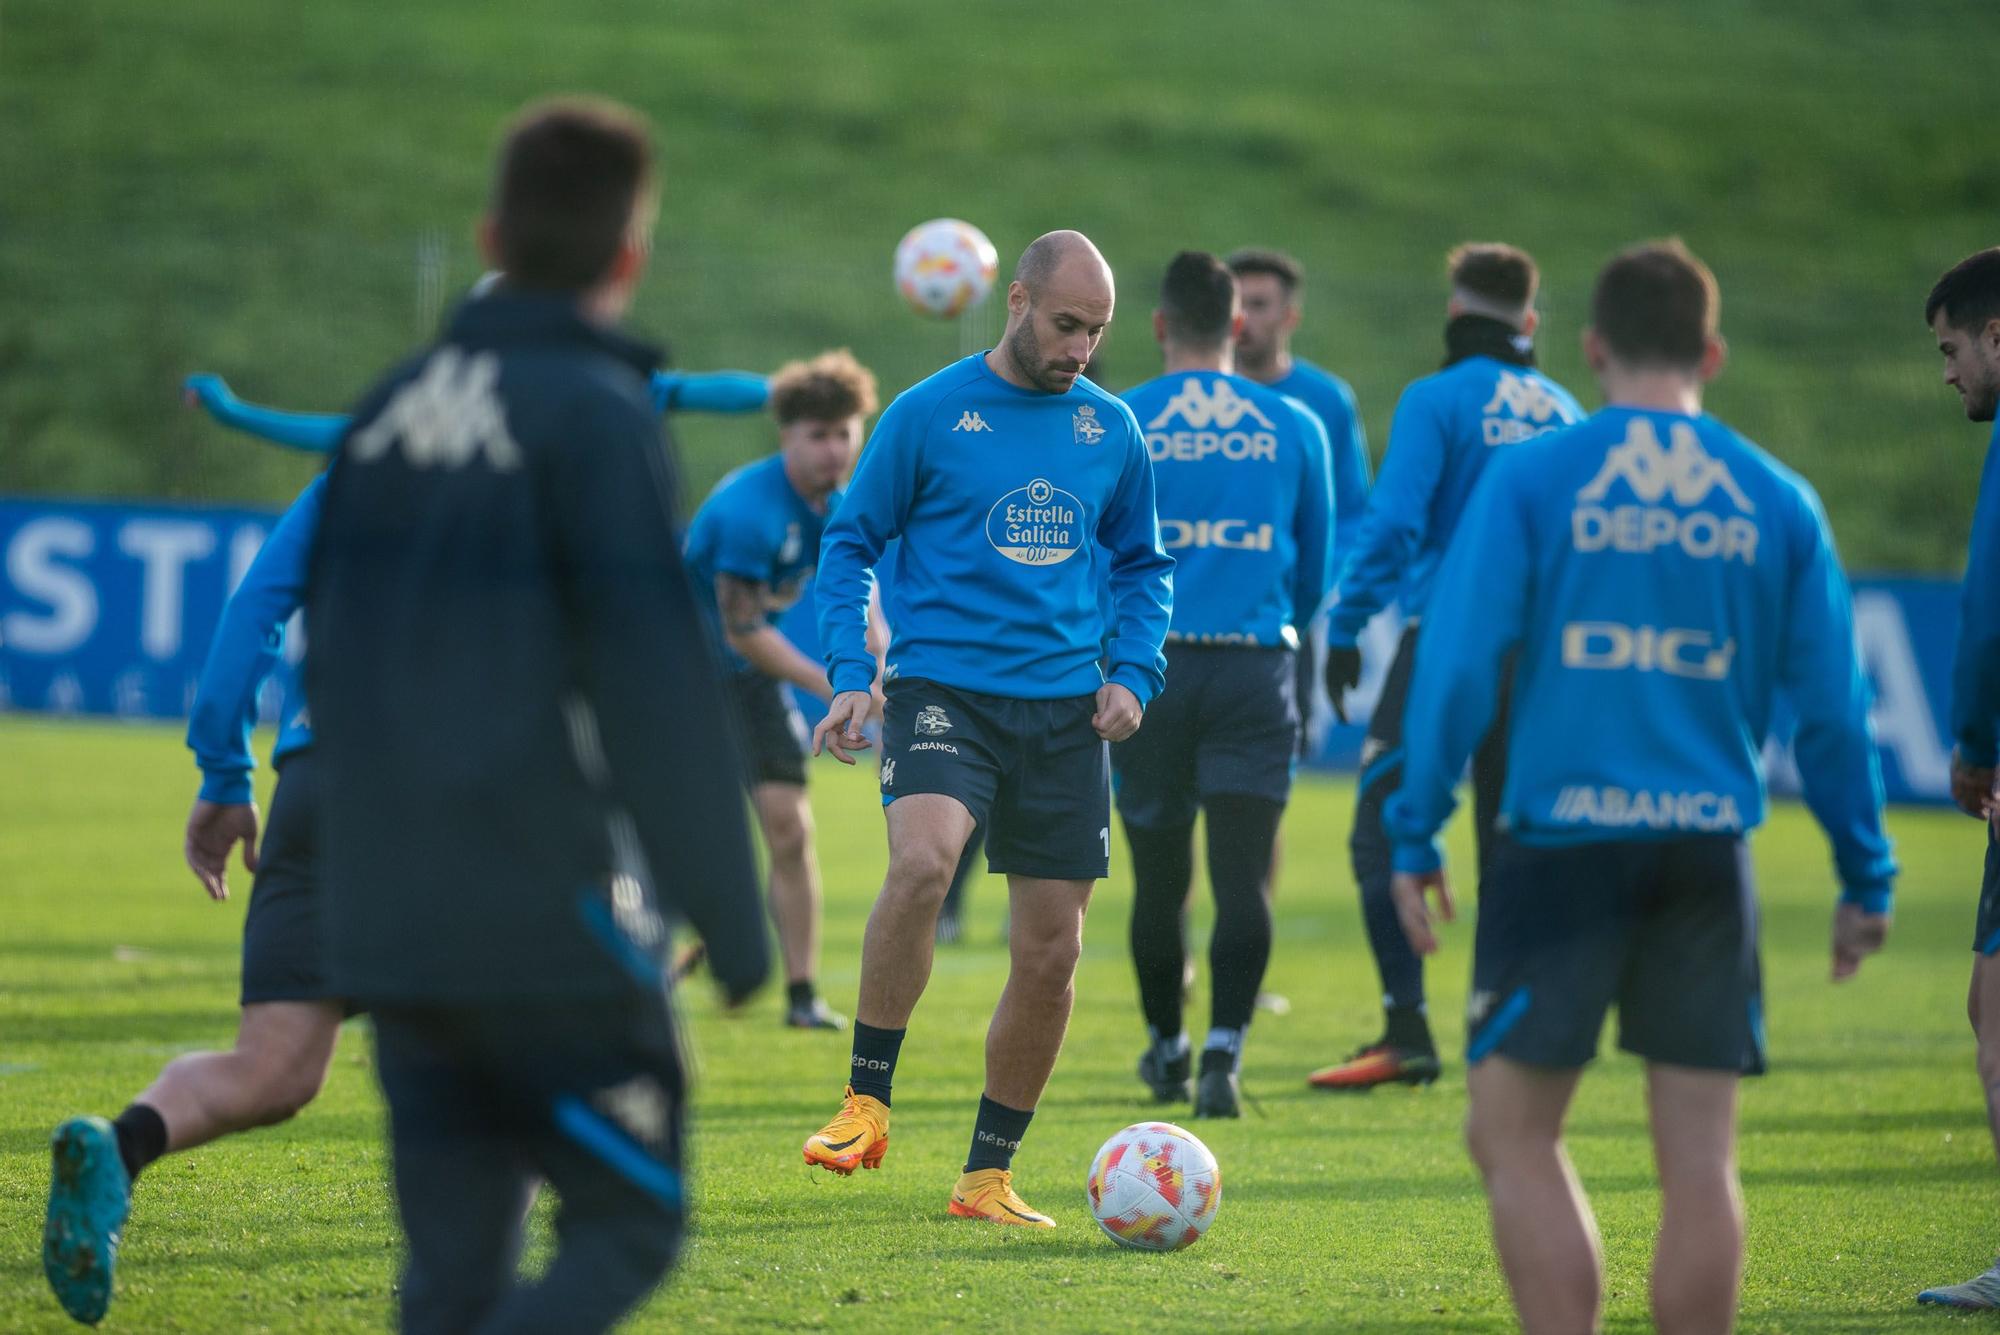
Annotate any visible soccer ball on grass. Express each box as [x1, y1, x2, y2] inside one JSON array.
[[1085, 1121, 1221, 1251]]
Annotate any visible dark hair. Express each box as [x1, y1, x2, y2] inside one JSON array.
[[491, 98, 654, 291], [1159, 250, 1239, 346], [1448, 242, 1538, 309], [1590, 239, 1720, 369], [1224, 247, 1304, 297], [1926, 248, 2000, 334], [769, 348, 879, 425]]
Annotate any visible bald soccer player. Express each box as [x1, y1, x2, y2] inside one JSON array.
[[801, 232, 1175, 1228]]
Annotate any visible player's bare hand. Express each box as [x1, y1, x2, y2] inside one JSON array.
[[1830, 902, 1889, 981], [1093, 683, 1142, 742], [1392, 869, 1455, 956], [1323, 645, 1363, 724], [1951, 751, 1995, 820], [812, 690, 874, 764], [185, 798, 260, 901]]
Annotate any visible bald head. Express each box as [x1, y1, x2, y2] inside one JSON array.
[[1014, 229, 1112, 297], [990, 230, 1116, 394]]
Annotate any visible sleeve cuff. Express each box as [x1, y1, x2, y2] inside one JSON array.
[[1391, 839, 1443, 876], [1108, 663, 1160, 708], [1838, 883, 1893, 915], [828, 659, 876, 697], [198, 770, 254, 806]]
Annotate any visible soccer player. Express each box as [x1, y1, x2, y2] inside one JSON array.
[[307, 100, 769, 1331], [1116, 251, 1334, 1118], [684, 349, 881, 1030], [1308, 244, 1584, 1091], [800, 230, 1173, 1226], [1387, 240, 1894, 1334], [1915, 246, 2000, 1311], [41, 477, 332, 1326]]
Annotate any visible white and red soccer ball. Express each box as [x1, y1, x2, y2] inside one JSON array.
[[1086, 1121, 1222, 1251], [893, 218, 998, 320]]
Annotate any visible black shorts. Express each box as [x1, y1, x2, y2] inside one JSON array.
[[1111, 645, 1298, 829], [879, 678, 1109, 881], [727, 672, 808, 787], [240, 749, 340, 1007], [1978, 825, 2000, 955], [1468, 834, 1765, 1075]]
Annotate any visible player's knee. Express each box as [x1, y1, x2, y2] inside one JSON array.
[[1977, 1031, 2000, 1090], [1463, 1103, 1539, 1177], [885, 843, 957, 902], [1012, 924, 1084, 987], [762, 804, 813, 865]]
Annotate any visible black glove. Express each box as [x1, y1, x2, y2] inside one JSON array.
[[1323, 644, 1363, 723]]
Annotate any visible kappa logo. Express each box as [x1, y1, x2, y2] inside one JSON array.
[[1466, 990, 1496, 1026], [1480, 371, 1571, 425], [778, 522, 804, 564], [915, 705, 952, 736], [1146, 377, 1276, 431], [953, 410, 993, 433], [350, 347, 523, 471], [1073, 402, 1107, 445], [593, 1076, 669, 1152], [880, 758, 896, 788], [1578, 419, 1755, 512]]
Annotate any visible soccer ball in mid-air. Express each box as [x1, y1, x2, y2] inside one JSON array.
[[893, 218, 998, 320], [1086, 1121, 1221, 1251]]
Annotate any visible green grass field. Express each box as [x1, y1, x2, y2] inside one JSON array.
[[0, 716, 1993, 1331], [4, 0, 1999, 571]]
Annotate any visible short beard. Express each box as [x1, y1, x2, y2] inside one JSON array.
[[1003, 319, 1074, 394], [1971, 378, 2000, 423]]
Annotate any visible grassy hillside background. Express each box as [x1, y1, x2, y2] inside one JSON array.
[[4, 0, 1998, 571]]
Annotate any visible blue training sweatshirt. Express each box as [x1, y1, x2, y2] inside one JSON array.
[[817, 354, 1174, 704], [1384, 407, 1896, 911], [1952, 421, 2000, 767], [186, 370, 769, 455], [685, 454, 839, 673], [1121, 370, 1333, 647], [1266, 357, 1370, 569], [1328, 357, 1582, 645], [186, 474, 322, 804]]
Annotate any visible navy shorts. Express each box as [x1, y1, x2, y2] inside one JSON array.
[[727, 672, 809, 787], [240, 750, 340, 1007], [1468, 834, 1765, 1075], [1111, 645, 1299, 829], [879, 678, 1109, 881], [1978, 825, 2000, 955]]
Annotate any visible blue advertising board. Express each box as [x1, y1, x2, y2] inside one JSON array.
[[0, 495, 1963, 806]]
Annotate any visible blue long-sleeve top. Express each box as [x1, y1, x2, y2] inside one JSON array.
[[817, 354, 1174, 704], [1952, 422, 2000, 766], [186, 369, 769, 454], [1327, 357, 1582, 645], [1384, 407, 1896, 911], [186, 474, 323, 804], [1266, 357, 1369, 571], [1120, 370, 1333, 646]]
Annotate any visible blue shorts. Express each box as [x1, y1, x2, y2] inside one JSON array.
[[1978, 825, 2000, 955], [726, 671, 808, 787], [880, 678, 1109, 881], [1468, 834, 1765, 1074], [1111, 645, 1298, 829]]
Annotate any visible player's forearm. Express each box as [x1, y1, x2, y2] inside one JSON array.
[[728, 626, 834, 701], [650, 370, 770, 416], [190, 377, 347, 453]]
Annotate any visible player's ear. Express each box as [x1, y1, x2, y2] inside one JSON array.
[[1152, 309, 1167, 347], [1699, 334, 1728, 383], [1008, 281, 1029, 320], [1520, 308, 1541, 338], [1983, 316, 2000, 359], [1581, 326, 1605, 374], [476, 214, 502, 270], [1230, 310, 1246, 342]]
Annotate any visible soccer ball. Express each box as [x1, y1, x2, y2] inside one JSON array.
[[1085, 1121, 1221, 1251], [893, 218, 998, 320]]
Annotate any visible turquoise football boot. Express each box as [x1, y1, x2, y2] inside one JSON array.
[[43, 1116, 131, 1325]]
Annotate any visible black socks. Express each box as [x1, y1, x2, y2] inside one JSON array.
[[1384, 1003, 1435, 1054], [786, 980, 817, 1012], [112, 1103, 168, 1183], [848, 1020, 904, 1104], [964, 1095, 1034, 1173]]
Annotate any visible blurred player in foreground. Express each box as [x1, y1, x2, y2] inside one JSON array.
[[684, 349, 880, 1030], [1309, 244, 1583, 1091], [1116, 252, 1333, 1118], [41, 478, 329, 1325], [1387, 240, 1894, 1334], [802, 230, 1174, 1226], [1916, 246, 2000, 1311], [308, 99, 769, 1331]]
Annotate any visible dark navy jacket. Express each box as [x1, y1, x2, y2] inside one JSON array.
[[306, 291, 770, 1005]]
